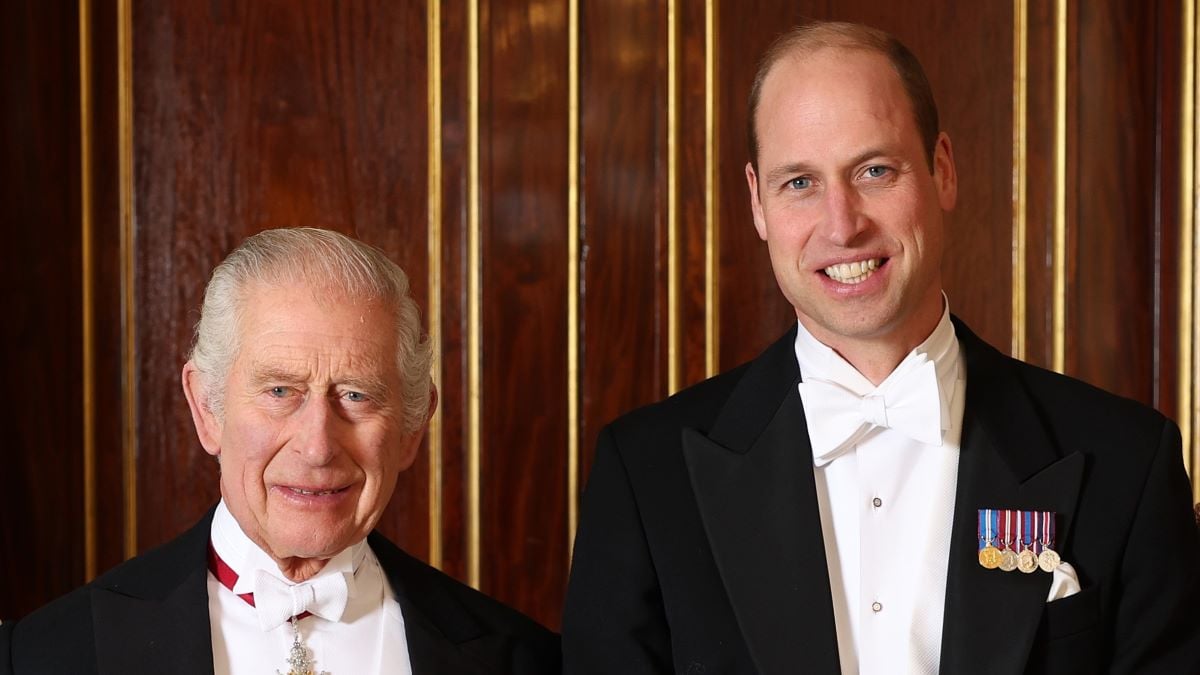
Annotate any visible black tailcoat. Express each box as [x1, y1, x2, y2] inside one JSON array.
[[3, 508, 560, 674], [563, 319, 1200, 674]]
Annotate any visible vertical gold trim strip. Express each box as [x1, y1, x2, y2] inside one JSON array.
[[704, 0, 718, 378], [466, 0, 482, 590], [1052, 0, 1068, 374], [1011, 0, 1028, 360], [79, 0, 97, 580], [566, 0, 580, 561], [118, 0, 137, 559], [667, 0, 679, 393], [426, 0, 444, 570], [1185, 0, 1199, 492]]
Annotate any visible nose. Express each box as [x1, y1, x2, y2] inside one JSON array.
[[293, 394, 340, 466], [822, 179, 867, 247]]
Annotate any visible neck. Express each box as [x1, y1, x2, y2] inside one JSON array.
[[275, 556, 330, 582], [800, 294, 946, 386]]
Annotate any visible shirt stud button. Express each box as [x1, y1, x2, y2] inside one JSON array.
[[872, 497, 883, 508], [872, 601, 883, 613]]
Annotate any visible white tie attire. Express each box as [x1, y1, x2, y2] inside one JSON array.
[[207, 500, 413, 675], [795, 303, 965, 675]]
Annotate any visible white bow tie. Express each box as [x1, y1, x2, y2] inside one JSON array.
[[252, 568, 351, 631], [798, 355, 945, 466]]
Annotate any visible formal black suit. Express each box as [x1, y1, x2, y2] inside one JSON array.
[[563, 319, 1200, 674], [2, 508, 560, 674]]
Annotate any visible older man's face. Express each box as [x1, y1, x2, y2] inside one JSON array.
[[187, 282, 422, 565], [746, 47, 957, 356]]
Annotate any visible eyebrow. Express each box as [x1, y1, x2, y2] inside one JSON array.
[[763, 148, 890, 186], [248, 365, 308, 387], [339, 376, 391, 400]]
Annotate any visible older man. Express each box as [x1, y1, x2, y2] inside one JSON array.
[[563, 21, 1200, 675], [3, 228, 558, 674]]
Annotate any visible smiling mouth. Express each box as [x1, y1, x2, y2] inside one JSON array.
[[823, 258, 884, 285], [286, 486, 349, 497]]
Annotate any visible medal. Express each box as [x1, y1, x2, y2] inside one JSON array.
[[998, 509, 1017, 572], [979, 507, 1064, 574], [278, 615, 330, 675], [1037, 511, 1061, 572], [977, 509, 1002, 569], [1017, 510, 1038, 573]]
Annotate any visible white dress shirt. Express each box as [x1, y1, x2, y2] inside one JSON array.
[[795, 304, 965, 675], [207, 501, 413, 675]]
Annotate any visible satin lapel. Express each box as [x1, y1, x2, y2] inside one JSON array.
[[683, 328, 841, 675], [939, 322, 1084, 675], [92, 512, 215, 675], [369, 533, 492, 675]]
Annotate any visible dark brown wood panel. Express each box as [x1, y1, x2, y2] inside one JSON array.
[[578, 0, 666, 485], [434, 0, 471, 584], [86, 0, 133, 576], [1154, 0, 1183, 416], [0, 0, 84, 619], [717, 2, 1015, 367], [679, 0, 712, 388], [478, 0, 570, 629], [1069, 0, 1159, 404], [132, 0, 432, 552], [1022, 2, 1060, 371]]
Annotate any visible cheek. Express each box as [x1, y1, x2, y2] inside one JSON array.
[[222, 415, 287, 476], [354, 429, 405, 479]]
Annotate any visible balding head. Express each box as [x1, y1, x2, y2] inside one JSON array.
[[747, 21, 940, 172]]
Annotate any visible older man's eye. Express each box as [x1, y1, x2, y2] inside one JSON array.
[[344, 391, 368, 403], [865, 165, 890, 178], [269, 386, 290, 398]]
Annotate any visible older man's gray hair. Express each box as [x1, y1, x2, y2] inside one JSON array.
[[189, 227, 433, 432]]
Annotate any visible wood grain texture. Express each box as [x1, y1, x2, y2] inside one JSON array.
[[1153, 0, 1183, 416], [1022, 0, 1060, 372], [86, 0, 132, 576], [0, 0, 85, 619], [578, 0, 667, 489], [1069, 0, 1158, 403], [433, 0, 471, 585], [130, 0, 431, 552], [478, 0, 570, 629], [679, 0, 712, 387]]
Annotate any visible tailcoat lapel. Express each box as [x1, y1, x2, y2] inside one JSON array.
[[369, 533, 494, 675], [683, 327, 842, 675], [939, 320, 1084, 674], [91, 511, 216, 675]]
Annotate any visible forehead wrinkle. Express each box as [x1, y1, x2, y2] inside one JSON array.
[[247, 346, 395, 393], [247, 362, 310, 384]]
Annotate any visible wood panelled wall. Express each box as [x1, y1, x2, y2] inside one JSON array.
[[3, 0, 1198, 631]]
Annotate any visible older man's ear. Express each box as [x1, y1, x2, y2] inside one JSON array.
[[182, 360, 223, 458], [395, 385, 439, 474]]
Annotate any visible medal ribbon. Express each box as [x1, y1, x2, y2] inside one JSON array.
[[999, 509, 1010, 553], [1023, 510, 1033, 554]]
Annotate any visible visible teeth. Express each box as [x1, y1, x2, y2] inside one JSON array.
[[824, 258, 880, 284], [290, 487, 336, 496]]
